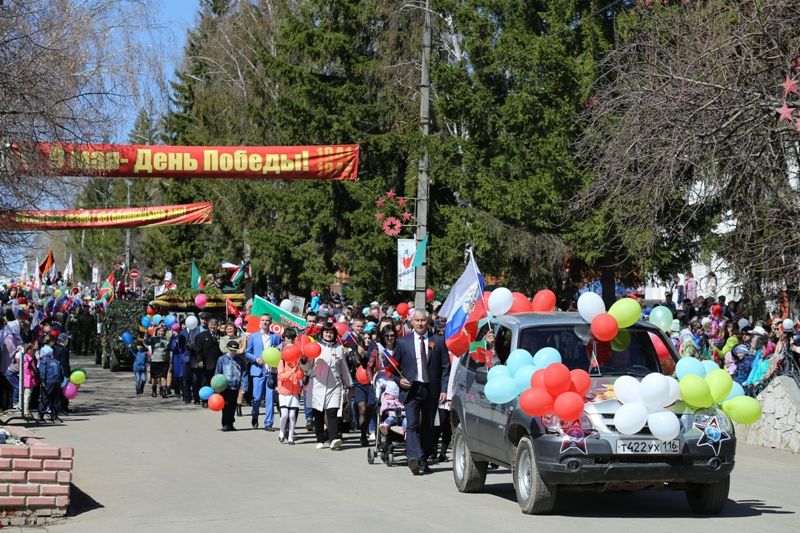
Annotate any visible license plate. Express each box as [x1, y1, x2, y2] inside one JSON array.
[[616, 439, 680, 454]]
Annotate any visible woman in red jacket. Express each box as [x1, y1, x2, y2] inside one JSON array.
[[277, 329, 304, 444]]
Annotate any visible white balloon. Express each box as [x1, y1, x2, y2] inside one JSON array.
[[488, 287, 513, 316], [663, 376, 680, 407], [577, 292, 605, 323], [613, 375, 641, 405], [280, 299, 293, 312], [647, 410, 681, 441], [185, 315, 199, 331], [782, 318, 794, 331], [613, 402, 649, 435], [638, 373, 670, 409]]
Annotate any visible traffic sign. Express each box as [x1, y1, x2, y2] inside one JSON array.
[[129, 268, 140, 279]]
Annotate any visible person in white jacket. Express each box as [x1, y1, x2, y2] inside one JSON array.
[[300, 322, 353, 450]]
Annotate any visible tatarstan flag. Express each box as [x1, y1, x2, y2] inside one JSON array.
[[98, 273, 115, 302], [191, 261, 204, 290]]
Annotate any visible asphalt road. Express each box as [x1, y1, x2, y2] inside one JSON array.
[[8, 360, 799, 533]]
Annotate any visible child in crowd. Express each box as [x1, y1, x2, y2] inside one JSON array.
[[378, 380, 404, 435], [22, 344, 38, 417], [215, 340, 245, 432], [4, 347, 21, 409], [277, 328, 303, 444], [133, 342, 148, 396], [38, 345, 64, 423]]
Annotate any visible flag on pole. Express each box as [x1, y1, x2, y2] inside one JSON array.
[[20, 261, 28, 282], [98, 273, 115, 302], [225, 298, 241, 318], [63, 254, 73, 284], [229, 261, 250, 285], [411, 233, 429, 268], [39, 250, 55, 282], [439, 250, 485, 340], [191, 261, 204, 290]]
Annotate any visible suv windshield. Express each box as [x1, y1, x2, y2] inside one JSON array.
[[517, 325, 673, 377]]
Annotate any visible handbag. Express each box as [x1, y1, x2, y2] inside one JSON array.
[[267, 370, 277, 390]]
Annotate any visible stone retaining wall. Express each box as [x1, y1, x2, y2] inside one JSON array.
[[734, 375, 800, 453], [0, 429, 73, 527]]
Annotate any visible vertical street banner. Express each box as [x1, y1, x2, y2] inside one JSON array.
[[397, 238, 416, 291], [23, 143, 359, 181]]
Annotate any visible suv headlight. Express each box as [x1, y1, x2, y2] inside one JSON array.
[[542, 413, 594, 435], [687, 408, 733, 435]]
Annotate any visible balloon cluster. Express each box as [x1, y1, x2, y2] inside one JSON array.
[[63, 368, 88, 400], [487, 287, 556, 317], [613, 373, 681, 440], [675, 357, 761, 425], [201, 374, 229, 412], [484, 347, 592, 424], [140, 313, 179, 331], [577, 293, 676, 342]]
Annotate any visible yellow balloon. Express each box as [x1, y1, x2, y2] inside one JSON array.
[[608, 298, 641, 329], [69, 370, 86, 386], [722, 396, 762, 425], [679, 375, 713, 408], [262, 347, 281, 367], [705, 369, 733, 403]]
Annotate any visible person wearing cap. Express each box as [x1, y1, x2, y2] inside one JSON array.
[[53, 332, 72, 413], [215, 339, 246, 431], [37, 344, 64, 423], [194, 318, 223, 405], [733, 326, 755, 385]]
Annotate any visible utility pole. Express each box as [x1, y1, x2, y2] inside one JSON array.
[[414, 0, 431, 311], [125, 179, 131, 271]]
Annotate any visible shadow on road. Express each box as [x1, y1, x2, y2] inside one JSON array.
[[68, 483, 104, 517], [481, 478, 795, 518]]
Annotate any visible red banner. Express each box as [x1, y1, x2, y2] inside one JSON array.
[[29, 143, 359, 181], [0, 202, 213, 230]]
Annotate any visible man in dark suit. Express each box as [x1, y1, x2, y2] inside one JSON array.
[[194, 318, 223, 406], [393, 309, 450, 475]]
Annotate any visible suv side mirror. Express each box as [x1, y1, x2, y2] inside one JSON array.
[[475, 367, 488, 385]]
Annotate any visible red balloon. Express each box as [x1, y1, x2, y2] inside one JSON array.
[[446, 330, 470, 356], [531, 289, 557, 312], [648, 332, 675, 375], [570, 369, 592, 397], [296, 334, 311, 347], [553, 391, 585, 422], [355, 366, 370, 385], [333, 322, 349, 338], [146, 306, 156, 316], [282, 344, 302, 364], [508, 292, 532, 315], [425, 288, 436, 302], [147, 327, 155, 336], [591, 313, 619, 342], [245, 314, 260, 334], [302, 342, 322, 359], [519, 387, 555, 417], [543, 363, 571, 398], [530, 369, 546, 389], [208, 393, 225, 412], [396, 303, 409, 318]]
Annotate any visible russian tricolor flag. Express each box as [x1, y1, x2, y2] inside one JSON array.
[[439, 251, 485, 342]]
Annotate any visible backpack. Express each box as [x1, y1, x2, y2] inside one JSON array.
[[222, 356, 242, 388], [40, 358, 63, 387]]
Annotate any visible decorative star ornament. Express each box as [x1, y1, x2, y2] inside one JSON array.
[[776, 101, 795, 122], [693, 416, 730, 456], [559, 422, 596, 455], [397, 197, 407, 208], [385, 190, 396, 199], [375, 197, 385, 207], [401, 211, 412, 222], [781, 74, 799, 96], [374, 211, 384, 221], [382, 216, 402, 237]]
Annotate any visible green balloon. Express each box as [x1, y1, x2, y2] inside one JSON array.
[[70, 370, 86, 386], [649, 306, 674, 332], [705, 369, 733, 403], [679, 374, 713, 408], [262, 347, 281, 367], [609, 298, 641, 329], [611, 329, 632, 352], [210, 374, 228, 393], [722, 396, 762, 425]]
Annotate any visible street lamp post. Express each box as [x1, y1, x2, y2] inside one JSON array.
[[414, 0, 432, 311]]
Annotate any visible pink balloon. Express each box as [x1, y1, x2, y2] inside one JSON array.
[[171, 323, 181, 332], [63, 382, 79, 400], [195, 293, 208, 309], [234, 316, 243, 328]]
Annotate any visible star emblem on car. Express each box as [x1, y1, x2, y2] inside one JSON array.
[[693, 416, 730, 456], [559, 423, 596, 455]]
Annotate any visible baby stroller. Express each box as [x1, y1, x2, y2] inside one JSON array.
[[367, 371, 405, 467]]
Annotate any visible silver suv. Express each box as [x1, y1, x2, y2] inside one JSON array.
[[450, 312, 735, 514]]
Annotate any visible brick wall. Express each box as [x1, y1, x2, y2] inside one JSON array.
[[0, 439, 73, 527]]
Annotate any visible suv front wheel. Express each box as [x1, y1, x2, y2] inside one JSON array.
[[452, 425, 487, 493], [513, 436, 557, 514], [686, 475, 730, 514]]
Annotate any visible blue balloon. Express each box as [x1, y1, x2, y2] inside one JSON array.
[[506, 349, 534, 376], [723, 381, 744, 402], [484, 376, 518, 404], [514, 365, 537, 393], [121, 332, 134, 345], [702, 360, 720, 375], [199, 386, 214, 400], [643, 307, 653, 315], [675, 357, 706, 379], [487, 365, 510, 381], [533, 347, 562, 369], [153, 314, 163, 325], [163, 314, 176, 329], [140, 316, 151, 328]]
